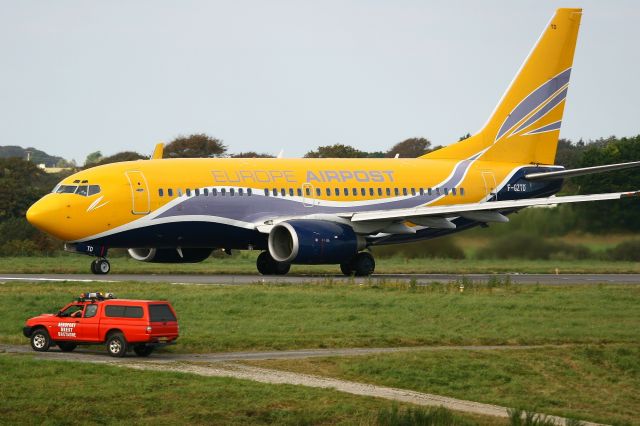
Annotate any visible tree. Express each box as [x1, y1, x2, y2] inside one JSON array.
[[164, 134, 227, 158], [304, 144, 368, 158], [229, 152, 275, 158], [92, 151, 148, 166], [386, 138, 431, 158], [572, 135, 640, 232], [0, 158, 46, 221], [84, 151, 103, 166]]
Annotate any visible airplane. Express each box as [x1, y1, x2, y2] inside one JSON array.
[[26, 8, 640, 276]]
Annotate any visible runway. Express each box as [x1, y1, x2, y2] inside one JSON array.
[[2, 272, 640, 285]]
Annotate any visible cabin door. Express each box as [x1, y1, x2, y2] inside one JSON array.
[[481, 170, 498, 201], [125, 171, 150, 214]]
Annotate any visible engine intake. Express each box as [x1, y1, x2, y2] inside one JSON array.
[[268, 220, 364, 264], [128, 248, 213, 263]]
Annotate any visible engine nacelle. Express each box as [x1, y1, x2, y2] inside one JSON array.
[[128, 248, 213, 263], [268, 220, 365, 264]]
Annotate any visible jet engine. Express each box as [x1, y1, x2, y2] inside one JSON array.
[[268, 220, 365, 264], [127, 248, 213, 263]]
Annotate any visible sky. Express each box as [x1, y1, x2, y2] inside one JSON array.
[[1, 0, 639, 163]]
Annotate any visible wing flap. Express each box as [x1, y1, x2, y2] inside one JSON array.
[[350, 191, 640, 223]]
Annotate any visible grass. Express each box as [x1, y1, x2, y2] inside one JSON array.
[[2, 253, 640, 274], [2, 281, 639, 352], [247, 345, 640, 425], [0, 355, 501, 425]]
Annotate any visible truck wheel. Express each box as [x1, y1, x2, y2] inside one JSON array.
[[30, 328, 51, 352], [57, 342, 77, 352], [133, 344, 154, 357], [106, 332, 128, 357]]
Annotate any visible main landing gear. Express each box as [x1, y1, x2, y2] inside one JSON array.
[[255, 251, 376, 276], [90, 258, 111, 275], [256, 251, 291, 275], [340, 252, 376, 276]]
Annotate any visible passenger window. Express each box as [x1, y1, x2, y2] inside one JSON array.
[[158, 188, 164, 197], [343, 188, 349, 196], [316, 188, 321, 196], [411, 188, 416, 196], [402, 188, 407, 196], [297, 188, 302, 196], [230, 188, 235, 196], [195, 188, 200, 196], [186, 189, 191, 196], [444, 188, 449, 195], [386, 188, 391, 196], [394, 188, 399, 196], [204, 188, 209, 196], [436, 188, 440, 195], [264, 189, 269, 196], [289, 188, 294, 196], [178, 189, 183, 196], [84, 304, 98, 318], [369, 188, 374, 196], [76, 185, 88, 196], [428, 188, 432, 196], [451, 188, 457, 196], [334, 188, 340, 196], [378, 188, 382, 196], [238, 188, 244, 196], [361, 188, 366, 196], [460, 188, 465, 196], [220, 188, 226, 196], [281, 188, 286, 196], [352, 188, 357, 196], [272, 188, 277, 196], [419, 188, 424, 196], [305, 188, 311, 196], [168, 188, 174, 197], [247, 188, 252, 196], [326, 188, 331, 196], [88, 185, 101, 196]]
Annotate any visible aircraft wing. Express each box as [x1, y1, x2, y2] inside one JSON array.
[[343, 190, 640, 227]]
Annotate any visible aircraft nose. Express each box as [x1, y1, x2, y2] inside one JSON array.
[[26, 196, 61, 238]]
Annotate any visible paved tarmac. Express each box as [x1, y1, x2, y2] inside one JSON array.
[[1, 272, 640, 285]]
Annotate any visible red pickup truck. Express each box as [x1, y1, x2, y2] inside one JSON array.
[[23, 293, 179, 357]]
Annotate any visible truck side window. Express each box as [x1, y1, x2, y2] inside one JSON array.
[[84, 304, 98, 318]]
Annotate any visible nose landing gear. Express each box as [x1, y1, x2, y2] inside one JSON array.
[[90, 258, 111, 275]]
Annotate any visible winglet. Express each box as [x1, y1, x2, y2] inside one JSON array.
[[151, 142, 164, 160]]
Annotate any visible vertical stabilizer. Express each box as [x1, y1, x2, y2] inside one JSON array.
[[423, 8, 582, 164]]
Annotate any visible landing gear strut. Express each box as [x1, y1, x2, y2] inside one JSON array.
[[256, 251, 290, 275], [341, 251, 375, 276], [90, 258, 111, 275]]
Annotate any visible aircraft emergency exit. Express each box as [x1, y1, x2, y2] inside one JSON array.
[[26, 8, 640, 275]]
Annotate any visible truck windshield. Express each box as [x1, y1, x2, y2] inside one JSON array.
[[149, 304, 176, 322]]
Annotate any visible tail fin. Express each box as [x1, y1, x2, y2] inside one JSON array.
[[423, 8, 582, 164]]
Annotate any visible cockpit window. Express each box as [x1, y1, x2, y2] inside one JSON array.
[[52, 184, 101, 196], [88, 185, 101, 196], [56, 185, 78, 194]]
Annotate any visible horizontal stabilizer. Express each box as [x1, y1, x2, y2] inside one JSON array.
[[524, 161, 640, 181]]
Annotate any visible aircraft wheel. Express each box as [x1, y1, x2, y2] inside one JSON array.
[[340, 262, 353, 276], [257, 252, 290, 275], [93, 258, 110, 275], [352, 252, 375, 276]]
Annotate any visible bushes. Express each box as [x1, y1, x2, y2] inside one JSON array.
[[477, 232, 591, 261], [372, 238, 465, 259], [605, 240, 640, 261]]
